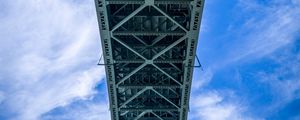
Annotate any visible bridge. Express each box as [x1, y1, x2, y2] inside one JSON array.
[[95, 0, 204, 119]]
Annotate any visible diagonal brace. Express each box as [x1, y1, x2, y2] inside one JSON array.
[[151, 25, 179, 46], [151, 112, 164, 120], [116, 63, 147, 86], [112, 4, 147, 31], [151, 88, 180, 109], [112, 36, 147, 60], [134, 110, 151, 120], [152, 35, 187, 60], [152, 5, 188, 32], [152, 64, 182, 86], [119, 87, 149, 108]]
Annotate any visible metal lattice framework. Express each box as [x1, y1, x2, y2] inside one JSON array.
[[95, 0, 204, 119]]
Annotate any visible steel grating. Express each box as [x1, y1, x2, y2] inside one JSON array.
[[95, 0, 204, 119]]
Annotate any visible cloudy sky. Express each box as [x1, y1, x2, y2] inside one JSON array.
[[0, 0, 299, 120]]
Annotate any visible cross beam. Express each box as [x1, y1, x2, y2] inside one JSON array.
[[95, 0, 204, 119]]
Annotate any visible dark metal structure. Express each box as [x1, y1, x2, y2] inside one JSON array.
[[95, 0, 204, 119]]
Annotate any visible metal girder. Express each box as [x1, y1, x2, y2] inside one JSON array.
[[132, 35, 147, 45], [112, 4, 127, 16], [114, 59, 184, 64], [134, 111, 149, 120], [151, 112, 164, 120], [152, 64, 182, 86], [152, 35, 187, 60], [119, 87, 149, 108], [179, 0, 205, 120], [95, 0, 121, 120], [151, 25, 179, 46], [111, 4, 147, 32], [112, 36, 147, 60], [113, 31, 186, 36], [107, 1, 192, 5], [95, 0, 204, 119], [118, 87, 180, 111], [152, 5, 188, 32], [118, 85, 181, 89], [150, 88, 180, 109], [116, 63, 147, 86], [121, 108, 178, 112]]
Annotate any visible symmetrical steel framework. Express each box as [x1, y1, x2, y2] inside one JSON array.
[[95, 0, 204, 119]]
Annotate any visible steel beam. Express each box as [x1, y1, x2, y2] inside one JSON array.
[[151, 88, 180, 109], [116, 63, 147, 86], [121, 108, 178, 112], [134, 111, 149, 120], [132, 35, 148, 45], [114, 59, 184, 64], [152, 64, 182, 86], [118, 85, 181, 89], [179, 0, 205, 120], [95, 0, 204, 119], [151, 25, 179, 46], [112, 36, 147, 60], [151, 112, 164, 120], [111, 4, 147, 32], [152, 5, 188, 32], [119, 87, 149, 108], [152, 35, 187, 60], [113, 31, 186, 36], [107, 1, 192, 5]]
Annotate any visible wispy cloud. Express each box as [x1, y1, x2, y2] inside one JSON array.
[[0, 0, 108, 119], [41, 100, 111, 120], [256, 43, 300, 116], [192, 68, 214, 90], [191, 1, 300, 119], [189, 91, 255, 120], [228, 0, 300, 62]]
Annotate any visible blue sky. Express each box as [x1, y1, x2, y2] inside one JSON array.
[[0, 0, 300, 120]]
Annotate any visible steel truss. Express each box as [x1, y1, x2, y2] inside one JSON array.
[[95, 0, 204, 119]]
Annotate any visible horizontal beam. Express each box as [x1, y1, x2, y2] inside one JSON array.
[[107, 1, 192, 4], [114, 59, 184, 63], [118, 85, 181, 89], [118, 95, 180, 99], [120, 108, 178, 112], [125, 117, 176, 120], [113, 31, 186, 36]]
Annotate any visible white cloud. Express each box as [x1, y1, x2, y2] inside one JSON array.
[[228, 0, 300, 62], [192, 68, 214, 89], [189, 91, 254, 120], [41, 101, 111, 120], [0, 0, 108, 119], [257, 47, 300, 111]]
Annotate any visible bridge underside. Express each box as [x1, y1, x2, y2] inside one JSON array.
[[95, 0, 204, 120]]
